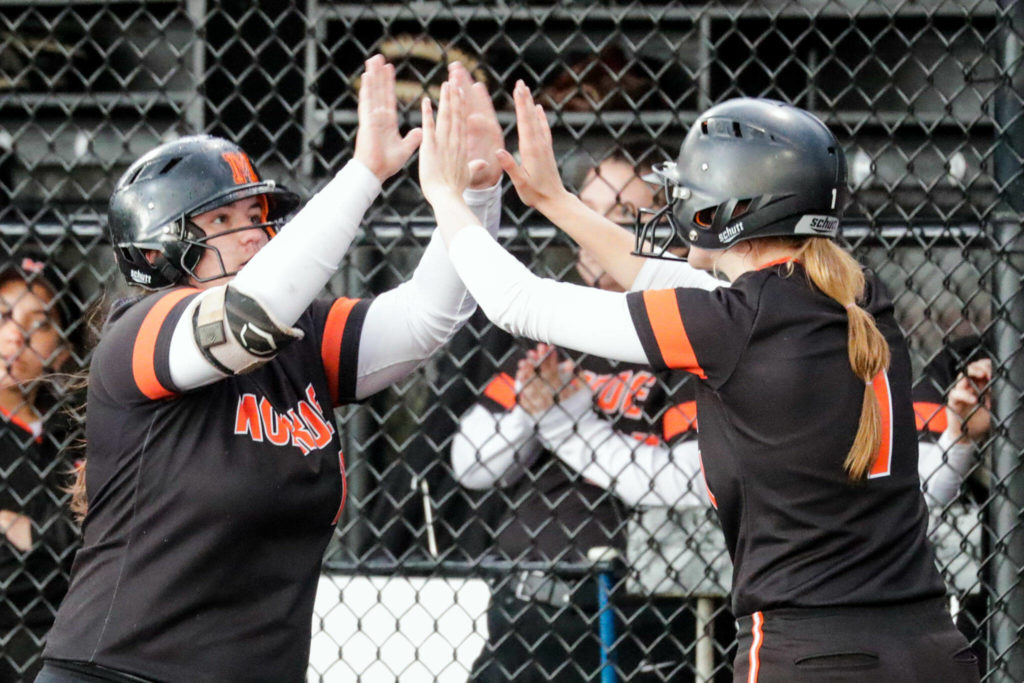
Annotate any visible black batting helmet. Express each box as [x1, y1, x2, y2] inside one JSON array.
[[634, 98, 848, 257], [108, 135, 300, 289]]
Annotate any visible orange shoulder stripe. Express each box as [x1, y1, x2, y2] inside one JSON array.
[[321, 298, 360, 404], [914, 401, 948, 434], [132, 288, 197, 400], [483, 373, 516, 410], [641, 289, 706, 378]]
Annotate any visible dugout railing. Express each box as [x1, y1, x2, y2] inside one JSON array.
[[0, 1, 1022, 681]]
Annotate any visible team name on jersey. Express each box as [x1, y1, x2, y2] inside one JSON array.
[[580, 369, 656, 420], [233, 383, 336, 455]]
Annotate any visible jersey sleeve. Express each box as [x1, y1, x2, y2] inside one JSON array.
[[92, 288, 201, 405], [625, 284, 758, 386], [311, 297, 372, 406]]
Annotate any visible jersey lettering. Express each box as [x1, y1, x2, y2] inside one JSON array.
[[580, 369, 657, 420], [233, 384, 335, 455], [234, 394, 263, 441]]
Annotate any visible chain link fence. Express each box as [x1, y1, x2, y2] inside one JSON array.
[[0, 1, 1022, 681]]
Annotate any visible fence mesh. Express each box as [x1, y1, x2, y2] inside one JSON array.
[[1, 1, 1022, 681]]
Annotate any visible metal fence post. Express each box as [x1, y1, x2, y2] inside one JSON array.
[[991, 2, 1024, 680]]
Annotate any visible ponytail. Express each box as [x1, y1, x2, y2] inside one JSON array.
[[791, 238, 891, 480], [68, 461, 88, 522]]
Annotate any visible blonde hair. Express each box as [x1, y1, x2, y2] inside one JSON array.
[[785, 237, 891, 480]]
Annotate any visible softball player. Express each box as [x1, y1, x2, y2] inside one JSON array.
[[419, 79, 978, 682], [1, 255, 79, 681], [37, 57, 503, 682]]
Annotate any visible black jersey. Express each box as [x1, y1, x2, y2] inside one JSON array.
[[626, 260, 946, 617], [44, 288, 370, 683], [477, 332, 696, 561], [0, 409, 78, 631]]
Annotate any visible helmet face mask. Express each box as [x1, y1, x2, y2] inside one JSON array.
[[633, 98, 848, 258], [108, 135, 300, 289]]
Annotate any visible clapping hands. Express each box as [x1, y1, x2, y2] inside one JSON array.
[[515, 343, 583, 416], [947, 358, 992, 443]]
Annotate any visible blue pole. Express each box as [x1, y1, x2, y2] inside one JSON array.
[[597, 569, 618, 683]]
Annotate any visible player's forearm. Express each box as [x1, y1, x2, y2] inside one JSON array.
[[918, 433, 976, 509], [631, 256, 723, 292], [232, 159, 381, 325], [447, 226, 649, 364], [536, 192, 647, 289], [450, 403, 541, 489], [536, 393, 707, 508], [353, 183, 501, 398]]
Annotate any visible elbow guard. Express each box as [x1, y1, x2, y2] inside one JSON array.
[[193, 285, 304, 375]]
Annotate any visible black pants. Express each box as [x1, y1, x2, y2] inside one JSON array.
[[471, 580, 734, 682], [733, 598, 979, 683]]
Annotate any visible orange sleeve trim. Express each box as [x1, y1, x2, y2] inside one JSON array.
[[914, 401, 948, 434], [483, 373, 516, 411], [642, 289, 706, 378], [0, 406, 44, 443], [321, 298, 360, 405], [662, 401, 698, 441], [132, 288, 197, 400]]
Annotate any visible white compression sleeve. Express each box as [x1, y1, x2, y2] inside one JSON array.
[[353, 182, 502, 399], [447, 225, 649, 365], [167, 160, 381, 391], [535, 389, 708, 508], [631, 257, 723, 292], [919, 431, 976, 509], [450, 403, 543, 490]]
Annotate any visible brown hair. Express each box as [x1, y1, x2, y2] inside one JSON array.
[[63, 292, 116, 523], [784, 237, 891, 480]]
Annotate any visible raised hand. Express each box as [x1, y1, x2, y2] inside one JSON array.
[[419, 80, 487, 208], [947, 358, 992, 442], [497, 80, 574, 211], [448, 62, 504, 189], [515, 343, 582, 416], [354, 54, 423, 183]]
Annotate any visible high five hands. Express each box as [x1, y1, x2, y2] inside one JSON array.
[[419, 63, 504, 207], [354, 55, 424, 183]]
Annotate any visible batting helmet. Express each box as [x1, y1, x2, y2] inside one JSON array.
[[108, 135, 300, 289], [634, 98, 848, 256]]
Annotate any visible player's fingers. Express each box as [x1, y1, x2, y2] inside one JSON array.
[[382, 62, 398, 117], [536, 104, 554, 147], [949, 386, 978, 407], [420, 96, 435, 145], [448, 61, 471, 91], [471, 81, 500, 122], [451, 84, 466, 162], [496, 149, 527, 187], [513, 81, 538, 154], [401, 128, 423, 158]]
